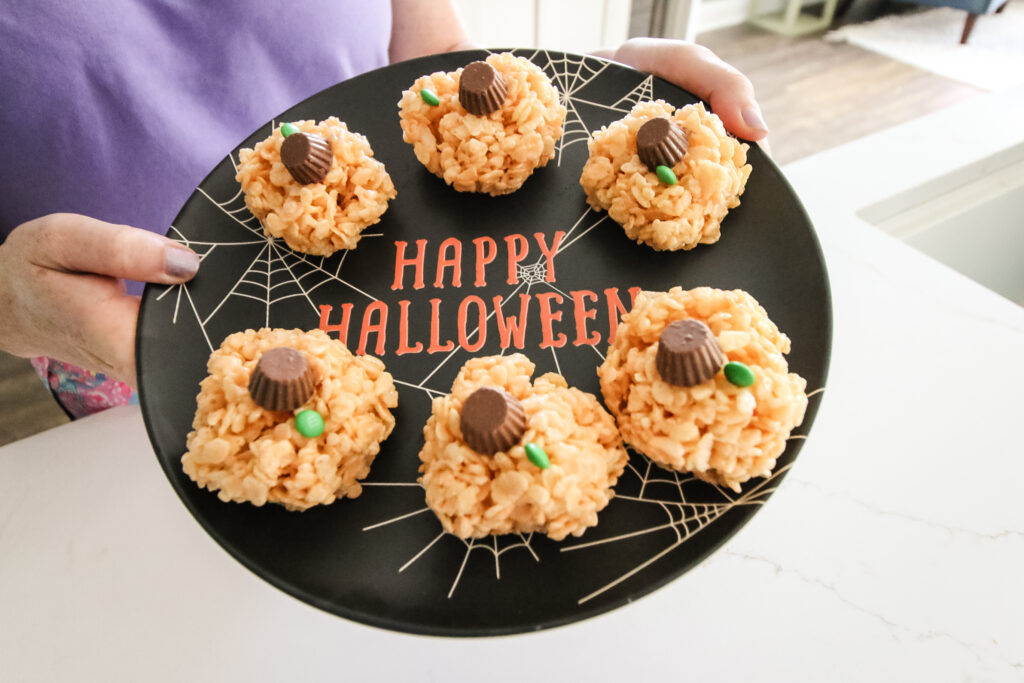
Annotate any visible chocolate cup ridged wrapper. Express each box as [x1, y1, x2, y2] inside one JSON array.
[[281, 132, 334, 184], [458, 61, 507, 116], [460, 386, 527, 455], [248, 347, 317, 412], [655, 319, 725, 387], [636, 117, 688, 171]]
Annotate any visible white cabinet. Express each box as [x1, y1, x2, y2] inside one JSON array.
[[454, 0, 632, 52]]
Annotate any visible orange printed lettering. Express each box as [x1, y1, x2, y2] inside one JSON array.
[[457, 295, 487, 352], [604, 286, 642, 343], [570, 290, 600, 346], [434, 237, 462, 289], [356, 301, 388, 356], [534, 231, 565, 282], [504, 234, 529, 285], [472, 236, 497, 287], [391, 239, 427, 290], [318, 303, 354, 344], [395, 300, 423, 355], [536, 291, 567, 349], [492, 293, 531, 349], [427, 298, 455, 353]]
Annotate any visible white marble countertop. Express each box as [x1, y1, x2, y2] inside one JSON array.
[[3, 90, 1023, 682]]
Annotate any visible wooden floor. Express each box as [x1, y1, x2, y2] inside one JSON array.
[[0, 23, 984, 447], [0, 351, 69, 445], [698, 23, 983, 165]]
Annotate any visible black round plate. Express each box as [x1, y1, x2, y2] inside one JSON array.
[[137, 50, 831, 637]]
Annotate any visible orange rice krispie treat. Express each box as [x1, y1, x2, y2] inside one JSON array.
[[419, 354, 628, 541], [398, 53, 567, 196], [580, 100, 751, 251], [182, 328, 398, 511], [597, 287, 806, 492], [236, 117, 396, 256]]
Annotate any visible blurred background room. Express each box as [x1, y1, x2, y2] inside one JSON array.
[[1, 0, 1020, 446]]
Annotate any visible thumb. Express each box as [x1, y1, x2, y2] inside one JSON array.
[[31, 213, 200, 284], [613, 39, 769, 142], [706, 80, 769, 143]]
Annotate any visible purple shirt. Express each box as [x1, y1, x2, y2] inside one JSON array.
[[0, 0, 391, 238]]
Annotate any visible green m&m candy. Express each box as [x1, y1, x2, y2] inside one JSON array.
[[280, 122, 300, 138], [294, 409, 325, 438], [420, 88, 440, 106], [724, 361, 755, 388], [524, 442, 550, 470], [655, 165, 678, 186]]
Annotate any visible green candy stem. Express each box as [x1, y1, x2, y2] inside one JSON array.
[[656, 165, 678, 186], [294, 409, 325, 438], [420, 88, 440, 107], [524, 442, 550, 470], [281, 122, 300, 138], [724, 361, 756, 388]]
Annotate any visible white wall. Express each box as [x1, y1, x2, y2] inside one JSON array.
[[661, 0, 788, 40], [453, 0, 632, 52], [696, 0, 786, 32]]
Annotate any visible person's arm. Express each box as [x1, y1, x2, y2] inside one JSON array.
[[593, 38, 768, 142], [0, 214, 199, 387], [388, 0, 472, 64]]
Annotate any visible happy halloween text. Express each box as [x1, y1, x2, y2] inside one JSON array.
[[317, 232, 641, 356]]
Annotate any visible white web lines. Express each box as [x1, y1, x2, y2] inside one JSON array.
[[610, 74, 655, 112], [556, 72, 653, 164], [563, 458, 795, 605], [520, 49, 655, 165], [560, 386, 826, 605], [157, 180, 381, 350], [520, 50, 655, 164], [516, 261, 547, 286], [446, 534, 539, 598], [535, 51, 608, 163], [360, 480, 539, 599]]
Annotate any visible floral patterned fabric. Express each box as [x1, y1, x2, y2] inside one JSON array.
[[31, 357, 136, 419]]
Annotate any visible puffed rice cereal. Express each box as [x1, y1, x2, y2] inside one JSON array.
[[236, 117, 396, 256], [597, 287, 806, 491], [398, 53, 567, 196], [580, 100, 751, 251], [182, 328, 398, 510], [419, 354, 628, 540]]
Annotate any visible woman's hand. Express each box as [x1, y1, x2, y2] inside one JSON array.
[[595, 37, 768, 142], [0, 213, 200, 388]]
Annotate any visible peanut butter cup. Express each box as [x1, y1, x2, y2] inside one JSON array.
[[636, 117, 688, 171], [460, 386, 526, 455], [281, 131, 334, 184], [248, 347, 316, 411], [655, 319, 725, 387], [458, 61, 507, 116]]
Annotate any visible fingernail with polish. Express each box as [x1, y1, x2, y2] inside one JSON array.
[[165, 246, 200, 279], [742, 105, 768, 133]]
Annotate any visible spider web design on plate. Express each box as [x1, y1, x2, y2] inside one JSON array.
[[155, 53, 821, 608], [160, 51, 648, 355], [361, 496, 541, 600], [362, 390, 823, 603], [485, 49, 655, 166], [562, 448, 806, 605], [156, 135, 613, 601], [157, 174, 383, 353]]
